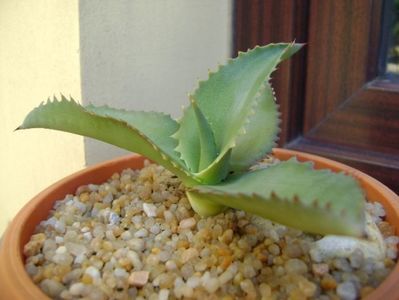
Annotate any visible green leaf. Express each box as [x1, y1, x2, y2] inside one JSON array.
[[190, 97, 218, 172], [186, 190, 226, 217], [189, 158, 366, 237], [85, 104, 184, 168], [17, 96, 199, 186], [174, 43, 302, 179], [229, 84, 280, 171]]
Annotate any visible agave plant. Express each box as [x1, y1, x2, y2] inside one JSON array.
[[18, 43, 365, 237]]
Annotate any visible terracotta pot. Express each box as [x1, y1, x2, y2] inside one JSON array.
[[0, 148, 398, 299]]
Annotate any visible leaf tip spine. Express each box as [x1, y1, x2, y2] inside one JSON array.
[[312, 199, 319, 208], [325, 202, 332, 211]]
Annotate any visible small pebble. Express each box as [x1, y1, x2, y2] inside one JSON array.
[[336, 281, 358, 300], [181, 248, 199, 263], [128, 271, 150, 287], [179, 217, 196, 230], [240, 279, 256, 299], [165, 260, 177, 271], [85, 266, 101, 279], [143, 203, 157, 217], [39, 279, 65, 298], [69, 282, 85, 296], [114, 268, 129, 278], [134, 228, 148, 238], [159, 289, 170, 300], [285, 258, 308, 274], [203, 277, 220, 293], [312, 263, 329, 276], [23, 163, 398, 300]]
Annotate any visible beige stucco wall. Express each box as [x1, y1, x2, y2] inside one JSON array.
[[0, 1, 232, 234], [0, 1, 85, 234], [79, 0, 232, 164]]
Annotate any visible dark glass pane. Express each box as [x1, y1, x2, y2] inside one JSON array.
[[385, 0, 399, 75]]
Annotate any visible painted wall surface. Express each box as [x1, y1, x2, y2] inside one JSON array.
[[79, 1, 232, 164], [0, 1, 232, 234], [0, 1, 85, 234]]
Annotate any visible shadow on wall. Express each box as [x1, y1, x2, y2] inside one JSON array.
[[78, 0, 232, 165]]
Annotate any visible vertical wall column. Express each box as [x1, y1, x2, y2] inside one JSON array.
[[79, 0, 232, 164], [0, 1, 85, 233]]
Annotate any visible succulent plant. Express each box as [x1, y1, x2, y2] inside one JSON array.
[[18, 43, 365, 237]]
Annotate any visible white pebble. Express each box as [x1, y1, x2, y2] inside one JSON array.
[[127, 250, 143, 270], [175, 285, 193, 298], [349, 249, 364, 268], [285, 258, 308, 274], [83, 232, 92, 241], [150, 224, 161, 234], [114, 268, 129, 278], [163, 210, 174, 222], [74, 254, 86, 264], [44, 217, 57, 228], [240, 279, 256, 298], [385, 236, 399, 245], [159, 289, 170, 300], [202, 277, 220, 293], [40, 279, 65, 298], [121, 231, 132, 240], [54, 221, 66, 234], [55, 236, 64, 244], [74, 200, 87, 213], [181, 248, 199, 263], [158, 251, 171, 262], [181, 264, 194, 279], [143, 203, 157, 217], [179, 218, 196, 230], [93, 226, 105, 238], [186, 276, 200, 288], [103, 193, 113, 204], [174, 276, 184, 288], [132, 215, 143, 225], [109, 212, 120, 225], [69, 282, 85, 296], [65, 242, 87, 256], [52, 253, 73, 265], [88, 184, 99, 191], [127, 238, 145, 252], [165, 260, 177, 271], [85, 266, 101, 279], [387, 248, 397, 259], [219, 264, 237, 284], [81, 226, 90, 233], [72, 222, 81, 229], [336, 281, 358, 300], [242, 264, 256, 278], [55, 246, 67, 255], [135, 228, 148, 238], [25, 263, 38, 276]]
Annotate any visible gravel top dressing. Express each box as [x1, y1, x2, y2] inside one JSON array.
[[24, 161, 398, 300]]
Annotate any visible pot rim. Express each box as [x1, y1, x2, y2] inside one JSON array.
[[0, 148, 398, 299]]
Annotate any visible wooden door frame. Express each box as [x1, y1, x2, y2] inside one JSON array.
[[234, 0, 399, 192]]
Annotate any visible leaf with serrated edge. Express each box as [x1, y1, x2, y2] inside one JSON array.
[[174, 43, 303, 178], [229, 83, 279, 171], [189, 158, 365, 237], [190, 97, 218, 171], [17, 96, 199, 186], [85, 104, 185, 169]]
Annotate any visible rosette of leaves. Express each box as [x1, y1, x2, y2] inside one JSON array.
[[18, 43, 365, 237]]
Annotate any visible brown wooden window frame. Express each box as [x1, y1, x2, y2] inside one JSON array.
[[234, 0, 399, 193]]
